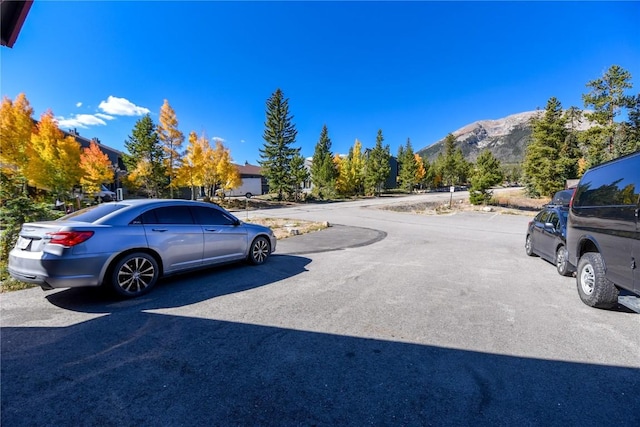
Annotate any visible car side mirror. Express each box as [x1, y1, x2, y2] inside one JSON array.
[[544, 222, 555, 230]]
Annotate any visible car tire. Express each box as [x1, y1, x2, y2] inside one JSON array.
[[248, 236, 270, 265], [555, 245, 571, 276], [576, 252, 618, 308], [110, 252, 159, 298], [525, 234, 536, 257]]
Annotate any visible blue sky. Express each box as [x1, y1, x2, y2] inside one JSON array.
[[2, 1, 639, 165]]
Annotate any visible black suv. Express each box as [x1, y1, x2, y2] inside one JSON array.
[[567, 151, 640, 308]]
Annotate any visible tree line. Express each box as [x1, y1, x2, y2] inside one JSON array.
[[523, 64, 639, 198]]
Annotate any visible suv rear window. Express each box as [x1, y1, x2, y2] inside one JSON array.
[[573, 158, 640, 207]]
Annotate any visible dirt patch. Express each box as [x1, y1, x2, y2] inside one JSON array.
[[247, 217, 330, 240]]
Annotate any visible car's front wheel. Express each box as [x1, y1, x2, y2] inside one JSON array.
[[555, 245, 571, 276], [576, 252, 618, 308], [248, 236, 270, 265], [110, 252, 159, 298]]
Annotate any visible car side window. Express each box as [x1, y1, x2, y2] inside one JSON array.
[[548, 212, 560, 229], [575, 157, 640, 207], [140, 206, 195, 225], [536, 211, 549, 223], [191, 206, 236, 226]]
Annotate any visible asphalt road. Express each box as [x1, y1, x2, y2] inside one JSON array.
[[2, 192, 639, 426]]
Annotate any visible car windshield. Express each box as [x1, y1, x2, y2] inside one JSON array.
[[59, 203, 127, 223]]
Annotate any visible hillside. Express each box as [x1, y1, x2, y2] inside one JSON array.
[[417, 111, 593, 164]]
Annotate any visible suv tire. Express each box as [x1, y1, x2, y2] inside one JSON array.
[[576, 252, 619, 309]]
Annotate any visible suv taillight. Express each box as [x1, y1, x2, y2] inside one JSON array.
[[47, 231, 94, 247]]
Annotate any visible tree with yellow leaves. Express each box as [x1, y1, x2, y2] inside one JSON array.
[[79, 141, 114, 198], [335, 139, 365, 197], [175, 131, 206, 199], [157, 99, 184, 198], [217, 144, 242, 197], [25, 111, 82, 200], [0, 93, 35, 182]]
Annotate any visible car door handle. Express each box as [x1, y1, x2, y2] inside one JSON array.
[[204, 228, 217, 232], [151, 228, 168, 232]]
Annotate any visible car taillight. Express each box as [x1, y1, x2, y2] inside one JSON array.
[[46, 231, 94, 247]]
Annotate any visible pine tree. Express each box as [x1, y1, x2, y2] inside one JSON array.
[[523, 97, 570, 198], [310, 124, 337, 199], [582, 65, 634, 165], [157, 99, 184, 198], [619, 94, 640, 155], [469, 150, 503, 205], [289, 151, 309, 201], [439, 133, 468, 187], [259, 89, 299, 200], [123, 114, 166, 198], [364, 129, 391, 196], [397, 138, 418, 193]]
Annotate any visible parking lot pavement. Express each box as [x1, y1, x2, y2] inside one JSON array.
[[276, 224, 387, 254], [1, 204, 639, 426]]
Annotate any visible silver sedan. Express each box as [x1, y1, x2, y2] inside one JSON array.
[[8, 199, 276, 298]]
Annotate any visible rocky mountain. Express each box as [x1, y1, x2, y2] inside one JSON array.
[[417, 111, 593, 164]]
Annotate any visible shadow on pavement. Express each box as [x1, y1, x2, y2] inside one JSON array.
[[2, 311, 639, 425], [45, 254, 311, 313]]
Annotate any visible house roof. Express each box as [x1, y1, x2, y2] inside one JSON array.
[[236, 162, 262, 176], [1, 0, 33, 48]]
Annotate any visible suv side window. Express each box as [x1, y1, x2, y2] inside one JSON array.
[[574, 159, 640, 207]]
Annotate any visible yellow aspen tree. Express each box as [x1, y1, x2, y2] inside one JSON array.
[[414, 153, 426, 183], [202, 137, 222, 197], [157, 99, 184, 198], [349, 139, 365, 195], [175, 131, 206, 199], [79, 141, 113, 196], [125, 158, 153, 195], [217, 144, 241, 193], [334, 154, 350, 196], [0, 93, 35, 179], [25, 111, 82, 198]]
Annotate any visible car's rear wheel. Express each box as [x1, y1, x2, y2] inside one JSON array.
[[110, 252, 159, 298], [576, 252, 618, 308], [555, 245, 570, 276], [525, 235, 536, 256], [248, 236, 270, 265]]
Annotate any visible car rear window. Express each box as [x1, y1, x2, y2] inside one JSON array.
[[59, 204, 127, 223]]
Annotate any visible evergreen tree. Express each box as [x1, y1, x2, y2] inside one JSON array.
[[397, 138, 418, 193], [469, 150, 504, 205], [438, 133, 468, 187], [123, 114, 166, 198], [259, 89, 299, 200], [310, 124, 337, 198], [364, 130, 391, 196], [522, 97, 570, 198], [582, 65, 634, 165], [620, 94, 640, 155], [289, 151, 309, 201]]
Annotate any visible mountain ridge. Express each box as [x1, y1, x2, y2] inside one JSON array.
[[417, 110, 593, 164]]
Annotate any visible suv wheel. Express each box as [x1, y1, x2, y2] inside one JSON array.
[[576, 252, 618, 308], [555, 245, 570, 276]]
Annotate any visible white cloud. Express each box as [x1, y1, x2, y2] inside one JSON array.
[[98, 95, 150, 116], [76, 102, 82, 108], [56, 114, 107, 129], [212, 136, 225, 142], [95, 113, 115, 121]]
